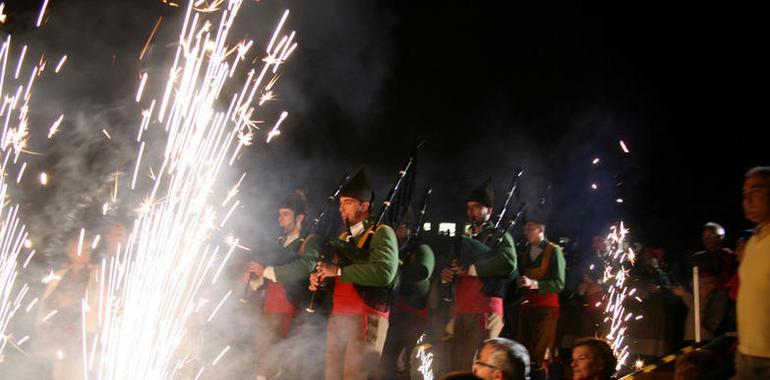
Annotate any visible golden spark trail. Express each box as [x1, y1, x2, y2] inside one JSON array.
[[0, 31, 50, 359], [140, 16, 164, 61], [597, 222, 641, 371], [91, 1, 299, 378]]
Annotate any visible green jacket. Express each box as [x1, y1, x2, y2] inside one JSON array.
[[520, 239, 565, 295], [460, 225, 517, 278], [339, 221, 399, 287], [399, 242, 435, 307], [273, 235, 322, 283]]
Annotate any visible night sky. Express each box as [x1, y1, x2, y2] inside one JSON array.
[[2, 1, 767, 261]]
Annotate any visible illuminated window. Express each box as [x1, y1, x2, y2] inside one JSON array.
[[438, 223, 456, 237]]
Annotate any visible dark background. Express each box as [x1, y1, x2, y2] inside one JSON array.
[[2, 1, 766, 262]]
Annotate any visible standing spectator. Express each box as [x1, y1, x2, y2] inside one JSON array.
[[629, 248, 679, 355], [691, 222, 737, 287], [734, 166, 770, 379], [672, 275, 731, 342]]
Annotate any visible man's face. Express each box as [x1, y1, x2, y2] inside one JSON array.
[[743, 175, 770, 225], [278, 208, 297, 233], [339, 196, 369, 225], [472, 345, 504, 380], [524, 222, 544, 245], [466, 201, 492, 225], [702, 228, 723, 251]]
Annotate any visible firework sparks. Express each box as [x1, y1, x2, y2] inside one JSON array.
[[89, 2, 299, 378], [0, 9, 55, 361], [598, 222, 640, 371], [47, 114, 64, 138], [619, 140, 630, 153], [14, 45, 26, 79], [135, 72, 149, 102], [265, 110, 288, 143], [139, 16, 163, 61], [414, 334, 434, 380], [211, 345, 230, 366], [0, 3, 6, 24], [54, 54, 67, 73], [36, 0, 51, 28], [15, 161, 26, 183]]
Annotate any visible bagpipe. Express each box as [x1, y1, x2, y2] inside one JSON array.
[[441, 169, 527, 303], [303, 173, 355, 313], [306, 140, 424, 313]]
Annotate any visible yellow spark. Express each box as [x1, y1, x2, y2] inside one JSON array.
[[136, 72, 149, 102], [25, 298, 39, 313], [259, 90, 275, 105], [41, 309, 58, 323], [102, 129, 112, 140], [47, 114, 64, 138], [211, 345, 230, 366], [136, 198, 153, 215], [139, 16, 163, 61], [76, 228, 85, 256], [619, 140, 630, 153], [194, 0, 225, 12], [54, 55, 67, 73], [266, 111, 288, 143], [222, 173, 246, 206], [0, 3, 7, 24], [111, 170, 119, 202], [237, 130, 253, 146]]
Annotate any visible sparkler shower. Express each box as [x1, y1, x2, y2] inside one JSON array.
[[599, 222, 641, 371], [1, 26, 58, 361], [86, 1, 298, 378]]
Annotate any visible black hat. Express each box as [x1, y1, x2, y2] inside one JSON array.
[[340, 169, 373, 203], [525, 208, 548, 227], [280, 189, 308, 215], [466, 178, 494, 207]]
